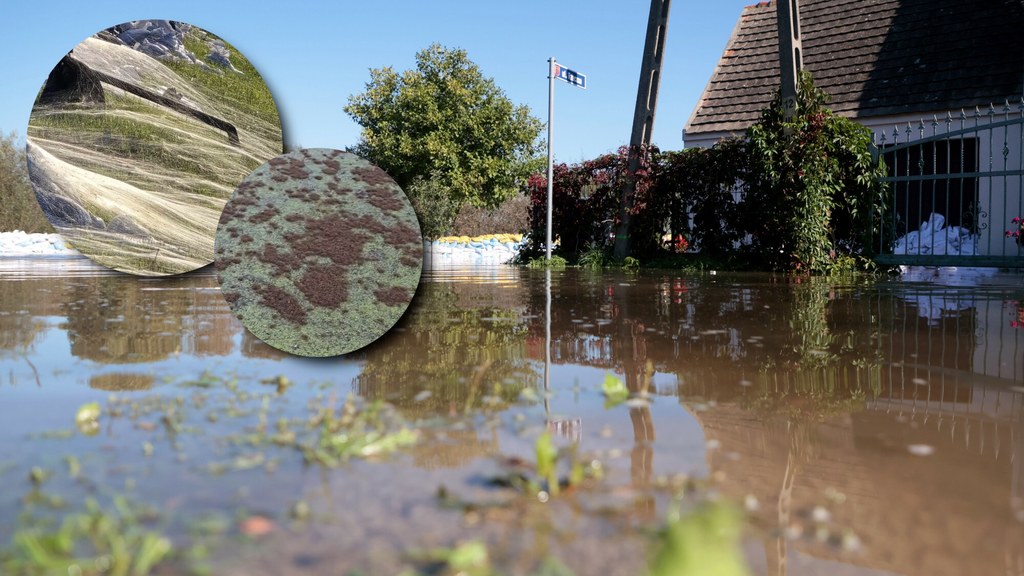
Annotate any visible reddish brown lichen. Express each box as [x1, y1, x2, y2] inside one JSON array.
[[250, 208, 277, 224], [286, 214, 370, 266], [255, 283, 307, 324], [374, 286, 410, 306], [367, 188, 406, 212], [352, 165, 393, 186], [381, 222, 421, 247], [296, 264, 349, 307], [347, 214, 387, 235], [262, 244, 300, 274], [281, 159, 309, 179], [322, 159, 340, 175], [216, 149, 421, 356]]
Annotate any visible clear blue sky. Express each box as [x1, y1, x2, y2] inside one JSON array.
[[0, 0, 752, 163]]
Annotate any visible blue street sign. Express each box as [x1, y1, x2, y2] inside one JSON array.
[[553, 63, 587, 89]]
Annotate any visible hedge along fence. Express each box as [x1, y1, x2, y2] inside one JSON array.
[[524, 145, 666, 259], [525, 73, 888, 273]]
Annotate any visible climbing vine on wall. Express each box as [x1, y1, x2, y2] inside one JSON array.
[[743, 72, 887, 273]]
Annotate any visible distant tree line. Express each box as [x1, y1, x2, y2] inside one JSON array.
[[0, 132, 52, 233]]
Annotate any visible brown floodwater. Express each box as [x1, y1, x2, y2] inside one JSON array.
[[1, 257, 1023, 575]]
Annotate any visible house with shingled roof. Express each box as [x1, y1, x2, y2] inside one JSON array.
[[684, 0, 1024, 261], [685, 0, 1023, 146]]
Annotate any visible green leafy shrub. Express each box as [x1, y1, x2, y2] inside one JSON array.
[[345, 44, 543, 217], [525, 145, 660, 258], [742, 72, 887, 273], [522, 74, 886, 274], [406, 172, 461, 240], [655, 139, 746, 258], [577, 245, 612, 269], [526, 255, 567, 269]]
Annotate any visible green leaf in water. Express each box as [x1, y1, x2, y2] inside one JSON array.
[[649, 502, 749, 576], [414, 540, 492, 576], [28, 466, 49, 486], [535, 432, 558, 496], [64, 456, 80, 479], [447, 540, 489, 572], [75, 401, 101, 436], [2, 495, 173, 576], [602, 374, 629, 408]]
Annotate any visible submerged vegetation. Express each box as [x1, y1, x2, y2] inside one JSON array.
[[0, 365, 759, 575], [4, 496, 171, 576], [3, 267, 1021, 573]]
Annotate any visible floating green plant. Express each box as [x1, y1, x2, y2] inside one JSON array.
[[303, 395, 419, 466], [2, 496, 172, 576], [649, 502, 749, 576], [75, 401, 101, 436], [601, 373, 629, 408]]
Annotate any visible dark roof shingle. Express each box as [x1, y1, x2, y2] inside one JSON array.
[[685, 0, 1024, 137]]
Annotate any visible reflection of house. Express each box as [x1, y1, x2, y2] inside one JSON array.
[[684, 0, 1024, 257], [691, 399, 1024, 576]]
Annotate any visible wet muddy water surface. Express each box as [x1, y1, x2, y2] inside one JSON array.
[[1, 259, 1023, 575]]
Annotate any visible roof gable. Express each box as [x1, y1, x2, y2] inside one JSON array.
[[685, 0, 1024, 137]]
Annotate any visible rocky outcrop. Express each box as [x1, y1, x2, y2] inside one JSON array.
[[106, 20, 195, 63], [207, 40, 242, 74], [100, 20, 241, 73]]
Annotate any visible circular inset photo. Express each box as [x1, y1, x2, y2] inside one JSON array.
[[215, 149, 423, 357], [27, 20, 284, 275]]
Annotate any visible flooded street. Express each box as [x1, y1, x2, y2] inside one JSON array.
[[1, 260, 1023, 575]]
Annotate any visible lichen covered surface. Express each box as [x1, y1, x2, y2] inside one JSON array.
[[215, 149, 422, 356]]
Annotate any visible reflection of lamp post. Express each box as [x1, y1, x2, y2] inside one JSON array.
[[1013, 412, 1024, 520], [543, 269, 584, 443], [544, 268, 551, 416]]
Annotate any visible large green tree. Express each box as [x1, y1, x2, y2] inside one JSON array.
[[345, 44, 542, 237], [0, 131, 51, 233]]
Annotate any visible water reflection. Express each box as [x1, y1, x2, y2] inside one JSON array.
[[89, 372, 154, 391], [61, 276, 233, 363], [0, 261, 1023, 574], [357, 276, 535, 416]]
